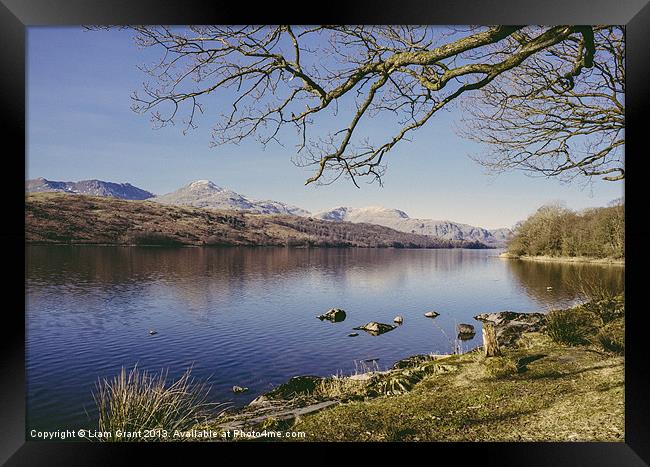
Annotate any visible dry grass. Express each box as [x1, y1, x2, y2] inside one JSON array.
[[93, 365, 225, 441], [290, 333, 624, 441], [313, 374, 372, 400]]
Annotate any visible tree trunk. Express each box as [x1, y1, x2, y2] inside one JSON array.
[[482, 323, 501, 357]]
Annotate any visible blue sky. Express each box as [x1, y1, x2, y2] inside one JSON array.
[[27, 27, 624, 229]]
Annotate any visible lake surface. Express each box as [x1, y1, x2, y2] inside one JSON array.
[[26, 246, 624, 434]]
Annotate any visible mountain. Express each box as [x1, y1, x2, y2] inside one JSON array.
[[154, 180, 311, 216], [26, 177, 154, 200], [26, 192, 489, 249], [314, 206, 512, 246], [25, 178, 511, 246]]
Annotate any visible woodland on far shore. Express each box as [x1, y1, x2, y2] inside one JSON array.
[[506, 202, 624, 260]]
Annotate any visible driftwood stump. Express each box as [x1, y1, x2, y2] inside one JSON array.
[[482, 323, 501, 357]]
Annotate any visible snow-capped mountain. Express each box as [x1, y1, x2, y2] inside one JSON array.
[[314, 206, 512, 246], [26, 177, 511, 245], [153, 180, 311, 216], [26, 177, 154, 200]]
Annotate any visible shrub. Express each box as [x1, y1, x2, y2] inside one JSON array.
[[93, 366, 224, 441], [545, 308, 598, 346], [582, 294, 625, 324], [593, 319, 624, 354]]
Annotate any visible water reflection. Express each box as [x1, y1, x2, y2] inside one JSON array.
[[26, 246, 624, 433], [504, 258, 624, 309]]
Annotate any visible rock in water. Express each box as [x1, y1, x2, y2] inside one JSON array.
[[149, 330, 158, 335], [353, 322, 396, 336], [232, 385, 249, 393], [317, 308, 347, 322], [457, 323, 475, 334], [348, 333, 359, 337], [393, 315, 404, 324], [424, 311, 440, 318], [457, 324, 476, 340]]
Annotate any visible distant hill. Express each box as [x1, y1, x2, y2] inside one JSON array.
[[25, 193, 491, 249], [25, 178, 511, 246], [153, 180, 311, 216], [26, 177, 154, 200], [314, 206, 512, 246]]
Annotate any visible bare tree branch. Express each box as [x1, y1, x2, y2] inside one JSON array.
[[457, 26, 624, 183], [91, 25, 623, 185]]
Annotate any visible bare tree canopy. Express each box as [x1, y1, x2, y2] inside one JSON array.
[[459, 26, 624, 182], [103, 25, 624, 185]]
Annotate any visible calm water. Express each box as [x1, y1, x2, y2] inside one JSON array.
[[26, 246, 624, 433]]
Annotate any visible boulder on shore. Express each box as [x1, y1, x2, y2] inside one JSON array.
[[353, 322, 396, 336], [253, 375, 323, 403], [317, 308, 347, 322], [474, 311, 547, 346]]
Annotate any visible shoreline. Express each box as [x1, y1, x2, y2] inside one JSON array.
[[25, 241, 497, 251], [499, 252, 624, 266]]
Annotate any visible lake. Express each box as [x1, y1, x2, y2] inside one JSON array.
[[26, 246, 624, 434]]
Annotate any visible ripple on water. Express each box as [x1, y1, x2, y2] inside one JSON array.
[[26, 246, 624, 430]]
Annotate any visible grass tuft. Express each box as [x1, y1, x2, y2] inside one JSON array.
[[545, 308, 598, 346], [93, 365, 225, 441], [593, 320, 624, 355]]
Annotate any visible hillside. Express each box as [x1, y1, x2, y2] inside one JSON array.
[[27, 178, 510, 246], [25, 193, 490, 249], [26, 177, 154, 200], [154, 180, 311, 216], [314, 206, 511, 246]]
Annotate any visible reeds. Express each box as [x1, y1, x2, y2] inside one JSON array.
[[93, 365, 225, 441]]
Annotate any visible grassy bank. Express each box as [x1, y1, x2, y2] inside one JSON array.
[[499, 252, 625, 266], [288, 333, 623, 441], [92, 296, 624, 442]]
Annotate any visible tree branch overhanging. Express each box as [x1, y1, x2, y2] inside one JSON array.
[[98, 25, 624, 185]]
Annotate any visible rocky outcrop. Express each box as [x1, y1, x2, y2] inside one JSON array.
[[353, 322, 396, 336], [218, 399, 339, 434], [252, 375, 323, 403], [474, 311, 547, 346], [317, 308, 346, 322]]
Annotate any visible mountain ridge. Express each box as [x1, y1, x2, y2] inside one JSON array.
[[313, 206, 511, 246], [25, 192, 491, 250], [153, 180, 311, 216], [26, 177, 154, 200], [26, 177, 511, 246]]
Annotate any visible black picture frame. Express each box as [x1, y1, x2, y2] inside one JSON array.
[[2, 1, 649, 464]]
